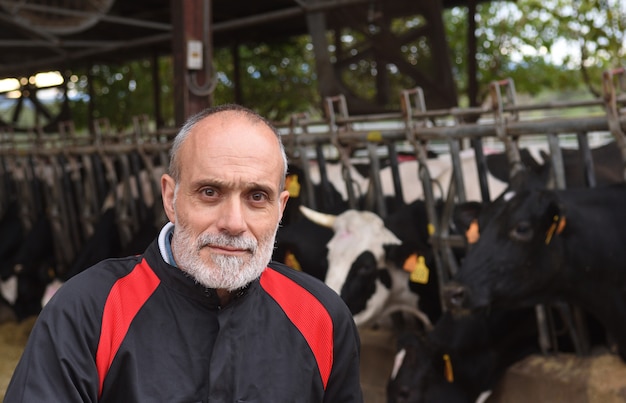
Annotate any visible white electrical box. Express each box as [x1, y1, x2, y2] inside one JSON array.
[[187, 40, 203, 70]]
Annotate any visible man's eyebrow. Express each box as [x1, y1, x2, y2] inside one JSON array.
[[191, 178, 277, 195], [245, 182, 277, 197]]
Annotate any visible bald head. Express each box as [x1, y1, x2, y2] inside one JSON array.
[[168, 104, 288, 189]]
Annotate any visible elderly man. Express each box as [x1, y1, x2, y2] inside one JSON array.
[[6, 104, 363, 402]]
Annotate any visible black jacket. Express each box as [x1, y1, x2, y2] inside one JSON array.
[[6, 238, 363, 402]]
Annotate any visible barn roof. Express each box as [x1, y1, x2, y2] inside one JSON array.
[[0, 0, 491, 79]]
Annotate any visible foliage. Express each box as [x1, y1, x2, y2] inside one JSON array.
[[31, 0, 625, 129], [445, 0, 625, 104], [212, 36, 321, 121], [67, 57, 175, 132]]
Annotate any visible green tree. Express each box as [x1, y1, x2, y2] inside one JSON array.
[[68, 57, 174, 132], [212, 36, 321, 121], [445, 0, 625, 104]]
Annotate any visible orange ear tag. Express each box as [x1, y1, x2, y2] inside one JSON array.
[[443, 354, 454, 382], [402, 253, 417, 272], [465, 219, 480, 244], [545, 215, 566, 245], [556, 216, 566, 234]]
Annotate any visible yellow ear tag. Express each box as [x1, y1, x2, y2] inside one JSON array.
[[443, 354, 454, 382], [366, 131, 383, 142], [466, 219, 480, 244], [410, 256, 430, 284], [284, 250, 302, 271], [285, 174, 301, 198], [427, 223, 435, 236]]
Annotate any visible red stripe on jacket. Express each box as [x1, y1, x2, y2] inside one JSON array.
[[95, 259, 160, 398], [260, 268, 334, 389]]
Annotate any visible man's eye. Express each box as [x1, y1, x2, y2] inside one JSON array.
[[202, 188, 216, 197], [251, 192, 268, 202]]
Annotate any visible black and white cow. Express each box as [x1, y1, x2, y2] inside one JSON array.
[[1, 213, 57, 320], [443, 184, 626, 360], [299, 203, 435, 329], [387, 307, 540, 403]]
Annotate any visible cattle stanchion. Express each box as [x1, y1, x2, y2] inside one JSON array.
[[2, 71, 624, 370], [325, 95, 360, 209], [602, 66, 626, 181], [489, 78, 524, 180], [576, 132, 598, 188], [401, 87, 452, 311]]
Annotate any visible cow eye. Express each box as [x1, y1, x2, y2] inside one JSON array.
[[510, 221, 533, 241]]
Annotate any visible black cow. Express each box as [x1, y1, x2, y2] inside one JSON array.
[[62, 206, 122, 281], [0, 201, 26, 273], [42, 202, 162, 307], [486, 141, 623, 189], [444, 184, 626, 360], [387, 307, 540, 403]]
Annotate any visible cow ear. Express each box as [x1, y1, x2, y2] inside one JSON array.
[[380, 228, 402, 246], [452, 201, 482, 233], [485, 152, 510, 182], [540, 190, 565, 219]]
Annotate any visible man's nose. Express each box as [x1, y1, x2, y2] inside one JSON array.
[[216, 197, 247, 235]]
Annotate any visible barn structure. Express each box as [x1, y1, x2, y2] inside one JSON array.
[[0, 0, 490, 130], [1, 1, 626, 403]]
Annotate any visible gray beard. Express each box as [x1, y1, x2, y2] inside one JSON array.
[[171, 221, 278, 291]]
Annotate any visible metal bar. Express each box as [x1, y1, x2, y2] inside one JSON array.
[[366, 141, 386, 217], [212, 0, 373, 33], [0, 33, 171, 76], [386, 142, 405, 211], [0, 1, 172, 31], [602, 67, 626, 181], [547, 133, 566, 189], [576, 132, 597, 188], [282, 114, 625, 145]]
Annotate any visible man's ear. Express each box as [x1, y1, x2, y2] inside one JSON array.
[[161, 174, 176, 223], [278, 190, 290, 220]]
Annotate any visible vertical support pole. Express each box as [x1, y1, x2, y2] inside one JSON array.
[[151, 52, 164, 130], [467, 0, 478, 108], [171, 0, 212, 126], [602, 67, 626, 181], [576, 132, 597, 188], [305, 0, 341, 105]]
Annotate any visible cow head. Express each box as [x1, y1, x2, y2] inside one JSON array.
[[444, 188, 567, 314], [299, 205, 403, 327], [387, 329, 467, 403]]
